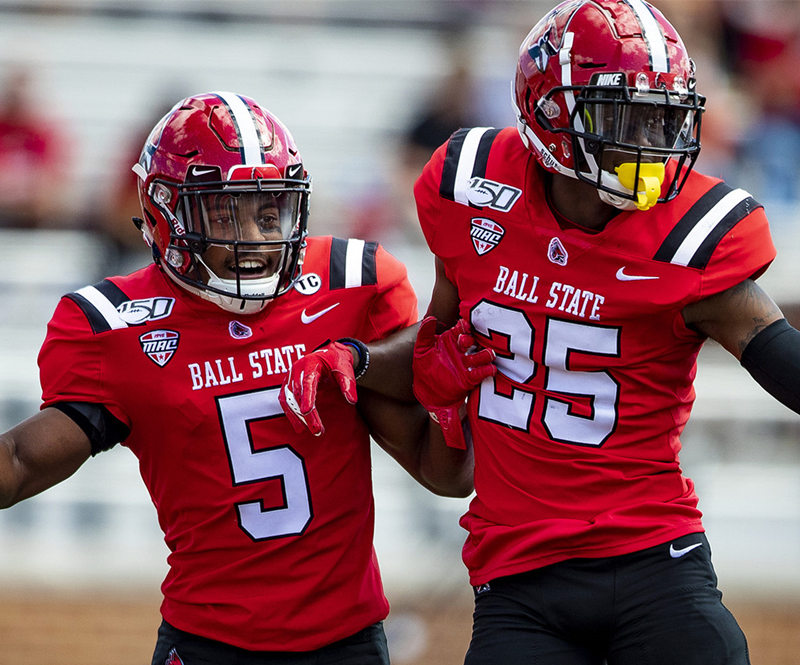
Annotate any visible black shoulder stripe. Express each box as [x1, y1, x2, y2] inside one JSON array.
[[686, 196, 762, 269], [95, 278, 131, 306], [362, 241, 378, 285], [439, 128, 471, 201], [65, 291, 112, 334], [473, 128, 502, 180], [65, 279, 131, 334], [439, 127, 501, 205], [329, 238, 378, 290], [654, 182, 762, 268], [654, 182, 733, 262]]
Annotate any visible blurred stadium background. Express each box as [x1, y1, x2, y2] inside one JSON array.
[[0, 1, 798, 663]]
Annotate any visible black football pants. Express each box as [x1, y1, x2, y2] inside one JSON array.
[[151, 620, 389, 665], [464, 533, 750, 665]]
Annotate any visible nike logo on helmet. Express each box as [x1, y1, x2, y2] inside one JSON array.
[[616, 267, 659, 281], [301, 302, 340, 324]]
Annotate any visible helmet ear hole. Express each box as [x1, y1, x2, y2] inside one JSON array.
[[584, 139, 601, 156], [183, 232, 206, 255]]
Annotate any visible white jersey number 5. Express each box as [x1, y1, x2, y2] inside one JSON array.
[[217, 389, 312, 540]]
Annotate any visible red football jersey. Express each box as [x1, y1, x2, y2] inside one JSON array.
[[38, 236, 418, 651], [415, 127, 776, 585]]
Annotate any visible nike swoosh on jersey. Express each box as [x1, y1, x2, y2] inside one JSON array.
[[669, 542, 703, 558], [301, 302, 340, 324], [615, 267, 659, 281]]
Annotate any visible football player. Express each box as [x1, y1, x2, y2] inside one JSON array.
[[409, 1, 800, 664], [0, 91, 478, 665]]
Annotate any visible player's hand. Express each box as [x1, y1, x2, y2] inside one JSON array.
[[412, 316, 496, 448], [279, 341, 358, 437]]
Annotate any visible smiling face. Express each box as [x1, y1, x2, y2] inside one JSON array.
[[199, 193, 287, 282]]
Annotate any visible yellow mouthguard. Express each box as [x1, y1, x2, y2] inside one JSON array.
[[615, 162, 665, 211]]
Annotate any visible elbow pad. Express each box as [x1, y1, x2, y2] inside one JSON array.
[[740, 318, 800, 415]]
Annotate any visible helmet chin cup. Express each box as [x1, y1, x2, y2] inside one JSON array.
[[205, 272, 280, 302], [597, 187, 638, 211], [161, 263, 274, 315], [615, 162, 665, 211]]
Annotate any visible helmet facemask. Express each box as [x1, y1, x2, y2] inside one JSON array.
[[150, 170, 309, 314], [539, 76, 704, 211]]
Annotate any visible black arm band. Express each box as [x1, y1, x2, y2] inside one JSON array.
[[51, 402, 130, 456], [337, 337, 370, 380], [740, 318, 800, 414]]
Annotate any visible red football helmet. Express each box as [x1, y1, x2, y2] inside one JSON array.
[[133, 91, 311, 314], [513, 0, 705, 211]]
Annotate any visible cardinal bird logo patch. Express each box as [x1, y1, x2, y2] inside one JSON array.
[[139, 330, 180, 367], [548, 237, 568, 266], [164, 648, 185, 665], [470, 218, 505, 255], [229, 320, 253, 339]]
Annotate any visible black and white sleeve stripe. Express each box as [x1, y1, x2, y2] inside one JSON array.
[[439, 127, 501, 206], [329, 238, 378, 290], [65, 279, 131, 334], [654, 183, 763, 269]]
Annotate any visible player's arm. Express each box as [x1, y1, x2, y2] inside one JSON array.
[[425, 257, 461, 327], [683, 278, 800, 413], [0, 407, 92, 508], [353, 324, 418, 402], [357, 388, 474, 498]]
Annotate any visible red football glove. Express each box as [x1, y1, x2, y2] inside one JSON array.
[[279, 340, 358, 437], [412, 317, 496, 448]]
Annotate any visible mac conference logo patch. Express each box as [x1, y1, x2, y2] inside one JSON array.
[[139, 329, 180, 367], [470, 218, 505, 255]]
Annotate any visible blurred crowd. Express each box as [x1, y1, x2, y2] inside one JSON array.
[[0, 0, 798, 275]]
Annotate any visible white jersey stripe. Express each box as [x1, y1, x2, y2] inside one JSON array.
[[75, 286, 128, 330], [344, 238, 366, 288], [453, 127, 493, 205], [625, 0, 669, 72], [670, 188, 751, 266], [213, 90, 263, 165]]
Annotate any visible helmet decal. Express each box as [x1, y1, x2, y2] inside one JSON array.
[[527, 26, 559, 73]]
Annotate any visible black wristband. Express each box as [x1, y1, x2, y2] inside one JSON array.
[[337, 337, 370, 380]]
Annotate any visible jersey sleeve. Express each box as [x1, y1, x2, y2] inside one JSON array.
[[38, 296, 130, 430], [699, 200, 776, 298], [360, 243, 418, 342]]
